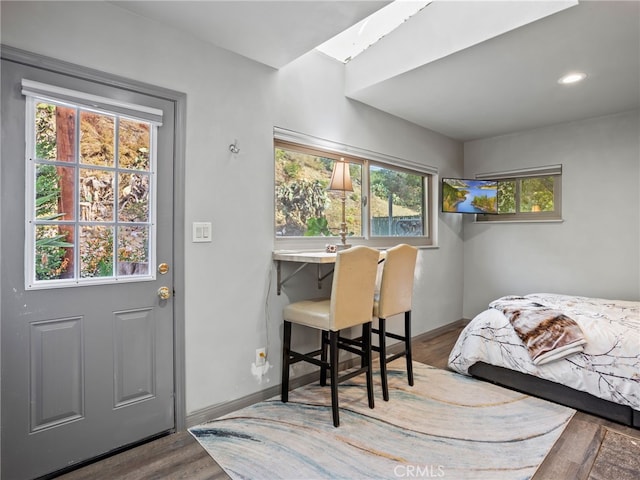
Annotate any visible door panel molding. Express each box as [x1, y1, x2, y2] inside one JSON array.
[[113, 308, 156, 407], [30, 316, 85, 432]]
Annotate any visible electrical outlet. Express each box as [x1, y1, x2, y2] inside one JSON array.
[[255, 348, 266, 367]]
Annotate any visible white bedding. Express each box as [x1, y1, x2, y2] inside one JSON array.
[[448, 293, 640, 410]]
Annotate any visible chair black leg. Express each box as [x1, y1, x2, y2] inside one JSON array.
[[363, 322, 375, 409], [320, 330, 329, 386], [282, 321, 292, 403], [378, 318, 389, 401], [329, 330, 340, 427], [405, 311, 414, 386]]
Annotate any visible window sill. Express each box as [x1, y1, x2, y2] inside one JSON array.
[[274, 237, 435, 251], [273, 244, 438, 256], [474, 218, 564, 224]]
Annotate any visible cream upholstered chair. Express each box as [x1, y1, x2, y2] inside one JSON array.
[[281, 245, 380, 427], [373, 243, 418, 401]]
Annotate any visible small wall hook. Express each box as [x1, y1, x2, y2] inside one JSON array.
[[229, 140, 240, 154]]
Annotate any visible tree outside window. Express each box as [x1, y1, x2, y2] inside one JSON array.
[[30, 101, 153, 284], [479, 169, 561, 222], [275, 147, 362, 238], [275, 139, 430, 245]]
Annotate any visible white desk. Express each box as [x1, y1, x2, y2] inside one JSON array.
[[272, 251, 340, 264], [273, 250, 385, 295], [272, 251, 337, 295]]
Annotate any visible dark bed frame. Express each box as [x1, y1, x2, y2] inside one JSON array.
[[469, 362, 640, 429]]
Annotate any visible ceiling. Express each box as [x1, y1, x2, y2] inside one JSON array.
[[112, 1, 639, 142]]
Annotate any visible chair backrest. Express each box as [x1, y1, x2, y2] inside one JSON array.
[[329, 245, 380, 331], [376, 244, 418, 318]]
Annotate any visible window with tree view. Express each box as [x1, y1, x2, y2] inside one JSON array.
[[25, 94, 157, 288], [478, 167, 562, 222], [275, 137, 432, 247], [369, 165, 425, 237], [275, 144, 362, 238]]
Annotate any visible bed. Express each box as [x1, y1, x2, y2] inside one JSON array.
[[448, 293, 640, 428]]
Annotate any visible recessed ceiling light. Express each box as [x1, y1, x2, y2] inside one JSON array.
[[558, 72, 587, 85]]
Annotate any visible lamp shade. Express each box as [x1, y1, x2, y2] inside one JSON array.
[[328, 159, 354, 192]]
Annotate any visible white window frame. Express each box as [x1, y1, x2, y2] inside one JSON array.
[[274, 127, 437, 250], [23, 80, 162, 289], [475, 164, 563, 223]]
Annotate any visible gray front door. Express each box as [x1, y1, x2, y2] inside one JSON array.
[[1, 57, 176, 479]]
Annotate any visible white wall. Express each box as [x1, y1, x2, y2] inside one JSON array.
[[1, 1, 464, 417], [463, 110, 640, 318]]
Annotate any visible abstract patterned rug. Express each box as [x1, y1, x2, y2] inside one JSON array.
[[190, 361, 574, 480]]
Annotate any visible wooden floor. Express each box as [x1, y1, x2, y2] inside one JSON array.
[[55, 325, 639, 480]]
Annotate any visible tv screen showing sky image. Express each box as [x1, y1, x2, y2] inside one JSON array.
[[441, 178, 498, 214]]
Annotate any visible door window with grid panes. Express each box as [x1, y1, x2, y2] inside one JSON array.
[[24, 82, 160, 288]]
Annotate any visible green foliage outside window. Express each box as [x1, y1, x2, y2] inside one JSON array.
[[521, 177, 554, 212], [35, 129, 72, 280], [35, 103, 56, 160], [81, 227, 113, 278], [275, 147, 356, 237], [497, 177, 554, 214], [305, 217, 332, 237], [369, 166, 423, 236], [32, 102, 152, 282], [370, 168, 422, 212], [275, 145, 425, 238], [497, 181, 516, 214], [276, 179, 328, 236]]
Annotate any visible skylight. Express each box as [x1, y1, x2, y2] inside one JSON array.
[[316, 0, 431, 63]]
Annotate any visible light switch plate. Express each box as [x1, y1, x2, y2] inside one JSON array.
[[192, 222, 212, 242]]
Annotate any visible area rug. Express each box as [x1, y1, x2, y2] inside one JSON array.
[[190, 360, 574, 480]]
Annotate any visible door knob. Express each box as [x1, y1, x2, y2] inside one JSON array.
[[158, 286, 171, 300]]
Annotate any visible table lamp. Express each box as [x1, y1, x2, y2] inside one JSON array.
[[328, 158, 354, 249]]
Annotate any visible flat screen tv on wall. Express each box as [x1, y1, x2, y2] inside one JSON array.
[[441, 178, 498, 214]]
